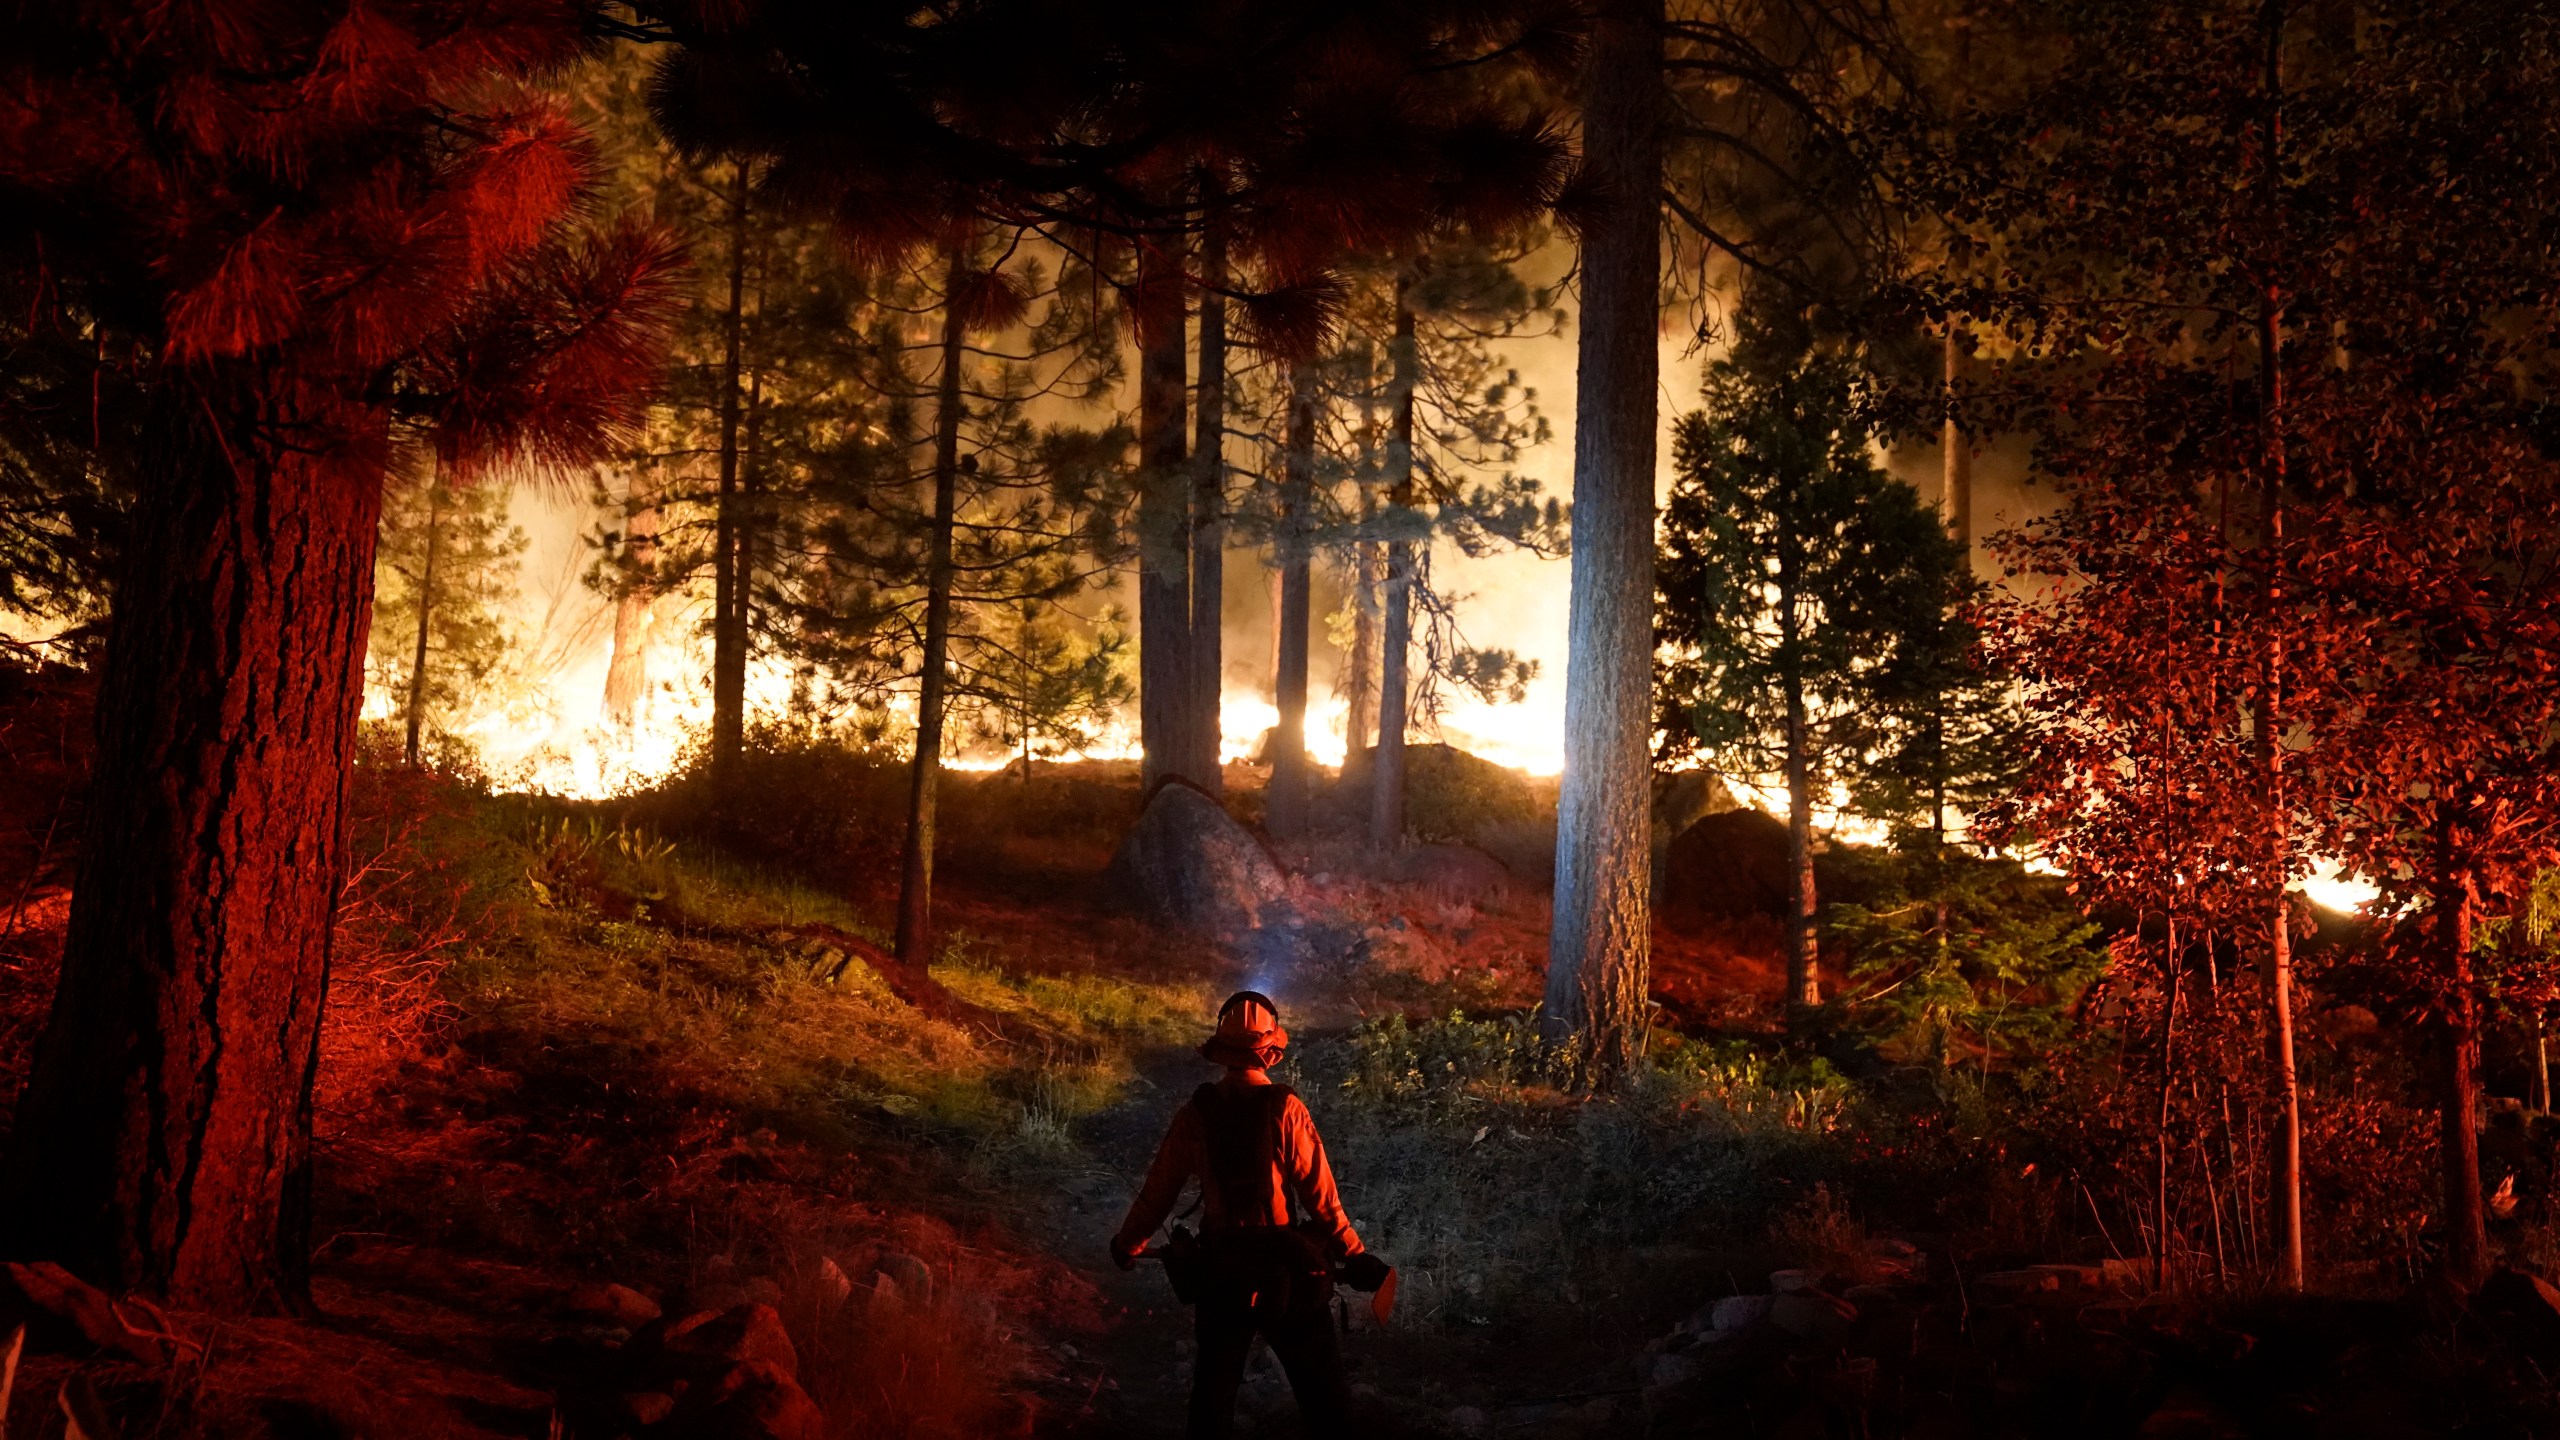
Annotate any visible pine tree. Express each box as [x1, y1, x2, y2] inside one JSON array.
[[1656, 296, 1962, 1020], [369, 463, 529, 766], [0, 2, 677, 1308]]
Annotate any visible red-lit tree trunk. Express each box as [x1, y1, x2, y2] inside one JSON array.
[[1542, 0, 1664, 1084], [1371, 288, 1419, 852], [0, 377, 383, 1309], [894, 243, 970, 967], [402, 472, 445, 767], [2254, 3, 2306, 1291], [1268, 368, 1319, 839], [710, 164, 753, 775], [2435, 828, 2489, 1287], [1135, 238, 1193, 791], [1188, 211, 1229, 794]]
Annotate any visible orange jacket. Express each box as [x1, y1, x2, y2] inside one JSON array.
[[1113, 1078, 1365, 1263]]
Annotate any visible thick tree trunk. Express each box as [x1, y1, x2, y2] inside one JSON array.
[[710, 164, 751, 774], [1268, 369, 1318, 839], [402, 473, 444, 767], [603, 468, 660, 727], [1372, 291, 1419, 852], [895, 246, 969, 967], [0, 376, 382, 1309], [1542, 0, 1664, 1084], [1136, 238, 1192, 791], [1189, 215, 1229, 793]]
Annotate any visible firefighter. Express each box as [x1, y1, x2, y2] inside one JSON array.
[[1112, 991, 1392, 1438]]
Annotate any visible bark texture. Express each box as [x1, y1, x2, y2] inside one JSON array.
[[0, 376, 383, 1308], [2436, 858, 2488, 1287], [402, 475, 444, 767], [1189, 218, 1229, 793], [894, 246, 968, 966], [709, 165, 752, 773], [1782, 668, 1821, 1015], [1136, 240, 1193, 791], [1371, 292, 1419, 852], [1542, 0, 1665, 1083], [1268, 370, 1318, 839]]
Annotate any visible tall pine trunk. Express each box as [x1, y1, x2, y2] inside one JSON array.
[[402, 472, 444, 767], [1189, 213, 1229, 794], [2433, 815, 2489, 1286], [1347, 541, 1382, 752], [1269, 368, 1319, 839], [603, 468, 661, 726], [1135, 238, 1192, 791], [0, 375, 383, 1309], [1372, 289, 1419, 852], [710, 164, 751, 774], [1542, 0, 1665, 1084], [896, 245, 969, 967]]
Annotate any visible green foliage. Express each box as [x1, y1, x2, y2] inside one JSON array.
[[1824, 854, 2108, 1071], [1656, 293, 1981, 838], [1270, 1012, 1867, 1330], [367, 464, 529, 756]]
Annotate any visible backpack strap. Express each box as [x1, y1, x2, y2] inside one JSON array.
[[1192, 1082, 1297, 1223]]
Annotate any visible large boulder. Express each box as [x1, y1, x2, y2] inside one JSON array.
[[1659, 809, 1793, 926], [1106, 781, 1286, 935]]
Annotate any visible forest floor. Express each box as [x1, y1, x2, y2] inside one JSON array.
[[5, 742, 2560, 1440]]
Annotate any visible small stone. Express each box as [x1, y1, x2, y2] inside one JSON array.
[[814, 1258, 853, 1310], [621, 1392, 677, 1427], [643, 1303, 799, 1384], [876, 1252, 935, 1308], [566, 1282, 663, 1328], [1768, 1292, 1856, 1344], [1975, 1269, 2061, 1298], [1711, 1293, 1774, 1332], [676, 1359, 826, 1440], [1648, 1351, 1703, 1390], [1769, 1269, 1818, 1294]]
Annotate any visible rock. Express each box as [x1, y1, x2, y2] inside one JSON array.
[[1973, 1269, 2061, 1300], [669, 1360, 826, 1440], [1648, 1351, 1704, 1390], [1709, 1293, 1774, 1332], [1659, 810, 1790, 926], [1393, 843, 1510, 901], [1768, 1269, 1818, 1294], [1105, 782, 1285, 935], [565, 1282, 663, 1329], [1658, 811, 1879, 930], [813, 1258, 853, 1312], [634, 1304, 800, 1386], [621, 1392, 678, 1428], [875, 1252, 934, 1308], [1768, 1292, 1856, 1344], [0, 1261, 165, 1364]]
